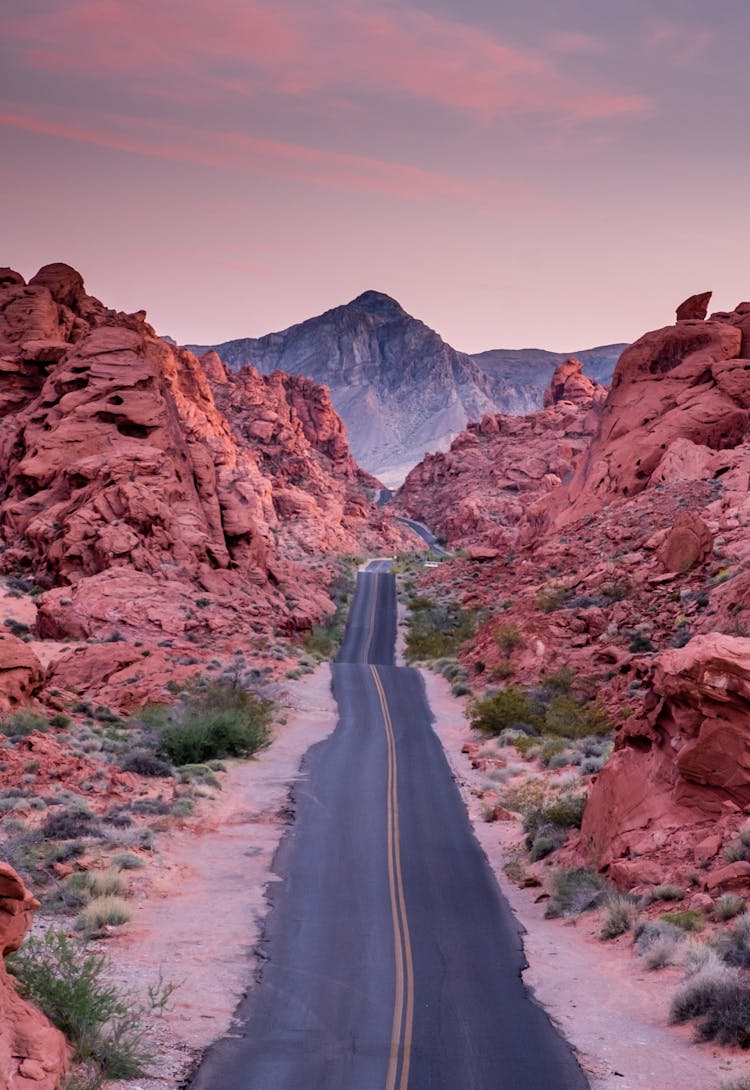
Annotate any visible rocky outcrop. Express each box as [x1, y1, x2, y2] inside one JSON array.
[[0, 635, 44, 712], [544, 298, 750, 529], [676, 291, 712, 321], [394, 362, 606, 547], [0, 864, 69, 1090], [0, 264, 405, 704], [189, 295, 625, 486], [579, 635, 750, 887]]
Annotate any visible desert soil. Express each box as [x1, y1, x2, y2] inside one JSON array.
[[104, 652, 750, 1090]]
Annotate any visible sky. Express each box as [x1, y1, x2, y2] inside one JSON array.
[[1, 1, 748, 353]]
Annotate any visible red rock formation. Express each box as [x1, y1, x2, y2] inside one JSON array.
[[0, 864, 69, 1089], [676, 291, 712, 321], [579, 635, 750, 887], [394, 361, 606, 547], [0, 264, 405, 704], [0, 635, 44, 712]]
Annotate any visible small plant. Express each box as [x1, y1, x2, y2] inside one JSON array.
[[494, 623, 523, 657], [670, 963, 750, 1046], [152, 681, 272, 765], [544, 695, 612, 739], [469, 687, 541, 735], [711, 912, 750, 967], [643, 883, 685, 904], [660, 909, 705, 932], [545, 868, 607, 918], [5, 710, 48, 736], [50, 712, 71, 729], [539, 665, 576, 695], [535, 583, 570, 613], [8, 929, 172, 1082], [628, 632, 655, 654], [112, 853, 145, 871], [76, 895, 133, 933], [714, 894, 746, 922], [42, 806, 101, 841], [600, 894, 636, 940], [119, 751, 172, 777]]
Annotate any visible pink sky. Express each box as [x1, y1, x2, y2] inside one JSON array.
[[2, 1, 748, 351]]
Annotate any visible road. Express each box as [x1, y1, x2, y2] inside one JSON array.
[[188, 564, 588, 1090], [393, 515, 451, 556]]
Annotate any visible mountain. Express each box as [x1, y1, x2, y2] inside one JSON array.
[[188, 291, 507, 487], [469, 343, 626, 415]]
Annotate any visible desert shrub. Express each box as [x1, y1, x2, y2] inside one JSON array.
[[600, 894, 637, 940], [153, 681, 272, 765], [670, 964, 750, 1046], [524, 793, 587, 848], [499, 779, 548, 817], [539, 665, 576, 695], [535, 583, 571, 613], [494, 622, 523, 657], [405, 602, 480, 661], [715, 894, 747, 922], [50, 712, 71, 729], [544, 696, 613, 739], [538, 737, 569, 767], [634, 919, 684, 952], [178, 764, 221, 789], [644, 936, 684, 970], [628, 632, 655, 654], [711, 912, 750, 967], [119, 751, 172, 777], [5, 710, 48, 736], [42, 807, 101, 841], [545, 868, 607, 918], [661, 909, 705, 932], [76, 895, 132, 933], [470, 687, 541, 735], [529, 828, 566, 862], [112, 853, 145, 871], [7, 929, 169, 1082], [643, 883, 685, 905]]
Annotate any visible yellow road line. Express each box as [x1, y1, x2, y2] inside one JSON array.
[[371, 664, 414, 1090], [363, 572, 379, 663]]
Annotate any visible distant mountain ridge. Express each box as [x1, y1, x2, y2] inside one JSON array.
[[187, 292, 626, 486]]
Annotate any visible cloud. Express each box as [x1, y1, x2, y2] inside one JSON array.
[[0, 103, 530, 204], [5, 0, 650, 125], [646, 18, 717, 66]]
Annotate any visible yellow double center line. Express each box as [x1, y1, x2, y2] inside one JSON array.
[[370, 664, 414, 1090]]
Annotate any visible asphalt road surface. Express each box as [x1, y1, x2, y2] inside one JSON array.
[[393, 515, 451, 556], [189, 563, 588, 1090]]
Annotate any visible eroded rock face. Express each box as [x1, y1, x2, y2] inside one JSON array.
[[579, 635, 750, 885], [394, 362, 606, 547], [0, 263, 406, 704], [0, 863, 69, 1089], [543, 302, 750, 529], [0, 635, 44, 712]]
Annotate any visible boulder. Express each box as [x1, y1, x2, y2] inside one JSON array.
[[0, 635, 44, 712], [0, 863, 69, 1089], [657, 511, 713, 573], [676, 292, 712, 321]]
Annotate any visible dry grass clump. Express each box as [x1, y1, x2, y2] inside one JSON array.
[[714, 893, 747, 922], [76, 895, 132, 933], [634, 920, 686, 969], [545, 868, 607, 919], [670, 961, 750, 1046], [600, 894, 637, 940]]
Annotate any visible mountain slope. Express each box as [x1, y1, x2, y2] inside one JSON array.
[[188, 294, 626, 485], [188, 291, 502, 487], [469, 343, 626, 414]]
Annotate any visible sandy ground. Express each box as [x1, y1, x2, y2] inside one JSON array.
[[422, 666, 750, 1090], [105, 665, 338, 1090]]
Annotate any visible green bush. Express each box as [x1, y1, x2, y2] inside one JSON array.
[[5, 710, 48, 736], [405, 602, 480, 662], [535, 583, 571, 612], [469, 687, 541, 735], [660, 909, 705, 932], [76, 895, 132, 933], [711, 912, 750, 967], [8, 930, 163, 1082], [154, 682, 272, 765], [539, 665, 576, 695], [544, 695, 613, 739], [523, 793, 587, 847]]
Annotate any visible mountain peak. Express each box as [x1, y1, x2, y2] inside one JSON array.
[[348, 290, 407, 320]]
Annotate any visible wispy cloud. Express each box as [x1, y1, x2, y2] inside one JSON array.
[[5, 0, 650, 125], [646, 18, 717, 66], [0, 104, 531, 204]]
